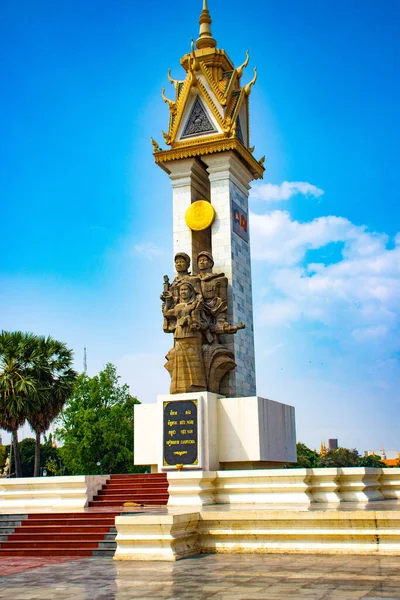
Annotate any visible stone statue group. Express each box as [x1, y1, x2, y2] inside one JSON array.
[[161, 251, 244, 395]]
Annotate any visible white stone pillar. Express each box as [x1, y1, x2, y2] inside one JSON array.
[[379, 468, 400, 499], [308, 468, 341, 503], [204, 152, 256, 397], [338, 468, 383, 502], [165, 158, 211, 271]]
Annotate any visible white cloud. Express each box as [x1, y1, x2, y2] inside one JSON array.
[[132, 242, 164, 260], [251, 210, 358, 264], [251, 209, 400, 342], [259, 300, 302, 326], [352, 326, 390, 341], [251, 181, 324, 202]]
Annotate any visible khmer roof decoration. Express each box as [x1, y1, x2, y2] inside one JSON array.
[[153, 0, 265, 180], [182, 97, 217, 138]]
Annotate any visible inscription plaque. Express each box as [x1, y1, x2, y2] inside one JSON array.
[[163, 400, 198, 466]]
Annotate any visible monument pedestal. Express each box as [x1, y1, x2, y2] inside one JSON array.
[[134, 392, 296, 475]]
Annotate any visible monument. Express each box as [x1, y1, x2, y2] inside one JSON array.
[[134, 0, 296, 473]]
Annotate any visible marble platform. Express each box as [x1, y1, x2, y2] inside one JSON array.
[[114, 500, 400, 561]]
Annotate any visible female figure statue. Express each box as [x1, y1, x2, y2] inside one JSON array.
[[163, 282, 207, 394]]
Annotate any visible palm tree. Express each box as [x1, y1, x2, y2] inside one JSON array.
[[0, 332, 38, 477], [27, 336, 77, 477]]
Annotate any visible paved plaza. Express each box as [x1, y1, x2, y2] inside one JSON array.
[[0, 553, 399, 600]]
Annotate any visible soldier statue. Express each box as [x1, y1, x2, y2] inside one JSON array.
[[161, 251, 245, 394]]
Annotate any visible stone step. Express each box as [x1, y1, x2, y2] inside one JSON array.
[[2, 540, 100, 549], [93, 493, 168, 501], [89, 499, 166, 507], [8, 533, 114, 542], [0, 515, 28, 548], [24, 512, 118, 520], [0, 511, 119, 558], [110, 474, 166, 479], [98, 541, 117, 549], [22, 517, 117, 526], [0, 521, 25, 529], [92, 549, 116, 557], [0, 549, 94, 557], [101, 484, 168, 491], [114, 509, 400, 560], [0, 526, 21, 533], [100, 490, 168, 496], [17, 526, 111, 535]]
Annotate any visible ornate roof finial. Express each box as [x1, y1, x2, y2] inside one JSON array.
[[236, 50, 250, 79], [196, 0, 217, 50], [244, 67, 257, 96], [168, 69, 179, 91]]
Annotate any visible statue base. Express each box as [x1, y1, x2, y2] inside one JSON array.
[[134, 392, 296, 473]]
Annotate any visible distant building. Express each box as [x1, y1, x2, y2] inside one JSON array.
[[320, 439, 339, 455], [364, 448, 400, 467]]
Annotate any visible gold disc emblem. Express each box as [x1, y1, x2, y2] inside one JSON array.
[[185, 200, 215, 231]]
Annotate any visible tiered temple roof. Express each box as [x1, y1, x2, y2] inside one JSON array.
[[152, 0, 265, 180]]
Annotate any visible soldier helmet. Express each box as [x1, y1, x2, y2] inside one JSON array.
[[197, 251, 214, 267], [174, 252, 190, 266]]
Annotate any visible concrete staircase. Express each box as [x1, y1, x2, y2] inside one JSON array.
[[0, 512, 119, 557], [0, 514, 28, 544], [0, 474, 169, 557], [89, 473, 169, 508]]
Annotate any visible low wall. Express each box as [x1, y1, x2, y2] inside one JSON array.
[[167, 468, 400, 506], [0, 475, 108, 511], [114, 507, 400, 560]]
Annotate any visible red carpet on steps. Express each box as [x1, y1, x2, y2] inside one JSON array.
[[0, 512, 118, 557], [89, 473, 169, 507], [0, 473, 169, 557]]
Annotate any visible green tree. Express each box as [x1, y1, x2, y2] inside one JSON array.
[[5, 436, 67, 477], [0, 444, 8, 474], [358, 454, 386, 468], [55, 363, 141, 475], [27, 336, 76, 477], [17, 438, 36, 477], [286, 442, 321, 468], [320, 447, 360, 467], [0, 332, 38, 477], [41, 435, 67, 476]]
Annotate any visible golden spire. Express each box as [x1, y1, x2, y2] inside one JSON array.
[[196, 0, 217, 50]]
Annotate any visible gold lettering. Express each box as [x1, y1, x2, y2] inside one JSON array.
[[170, 410, 177, 416], [185, 410, 192, 415], [168, 430, 176, 437], [179, 420, 186, 425], [186, 420, 194, 425], [168, 420, 177, 426], [166, 440, 180, 446], [187, 429, 193, 434], [181, 440, 195, 445]]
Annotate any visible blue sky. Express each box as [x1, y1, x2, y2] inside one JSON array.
[[1, 0, 399, 453]]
